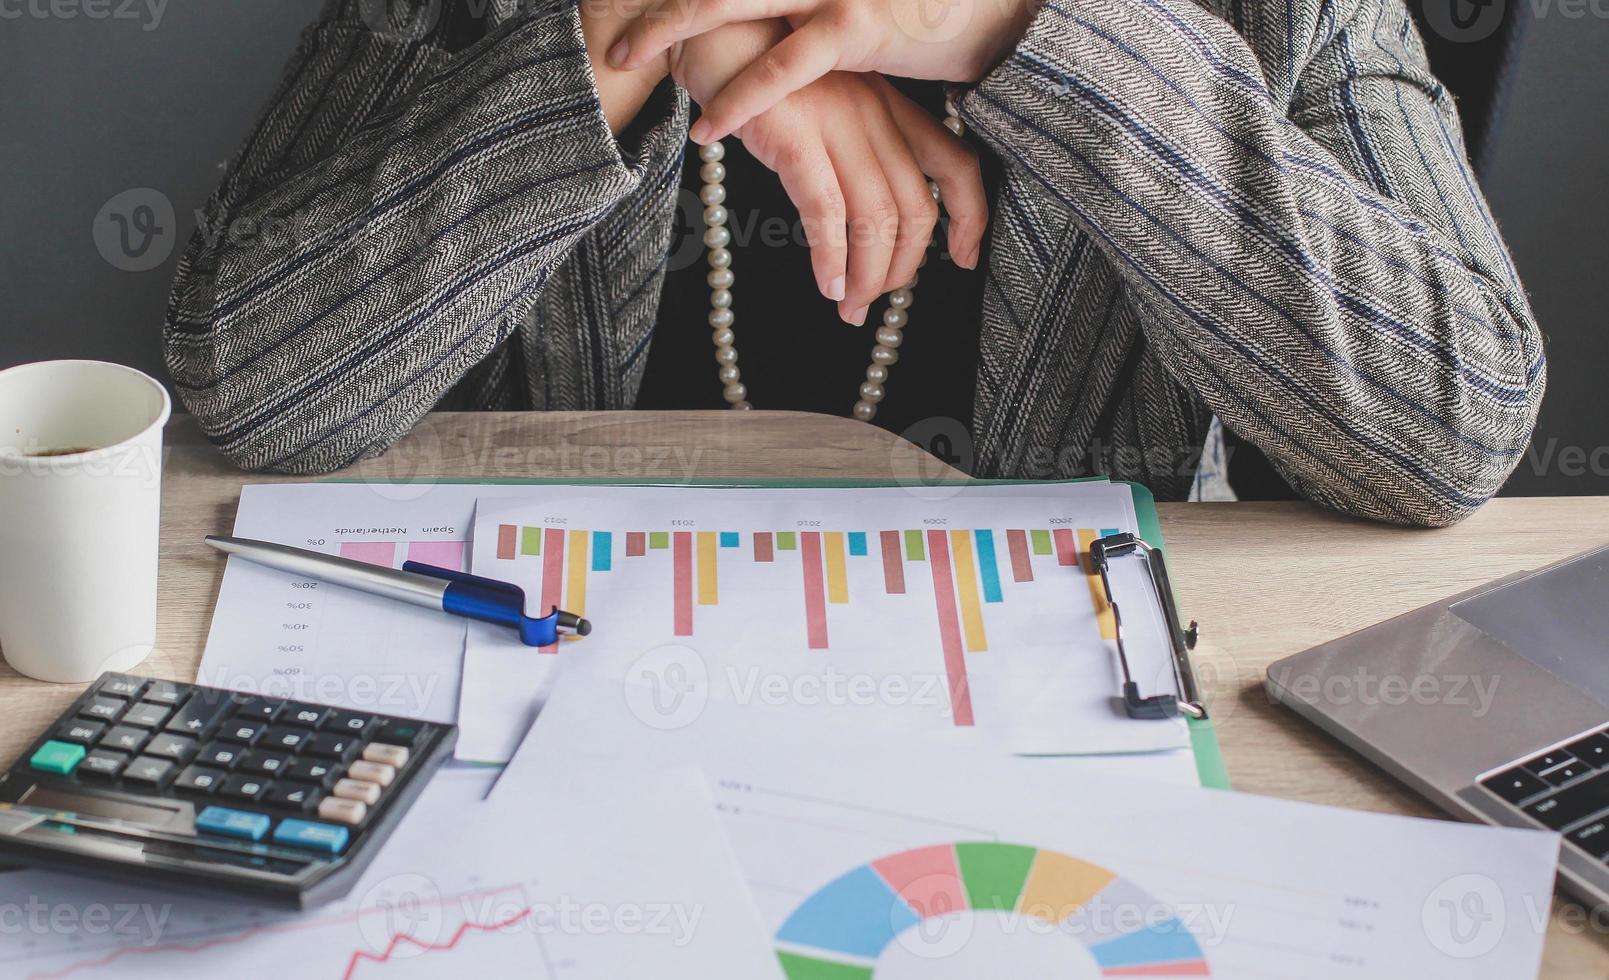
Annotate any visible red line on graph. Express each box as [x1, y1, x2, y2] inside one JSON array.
[[538, 528, 565, 653], [342, 907, 532, 979], [1053, 527, 1077, 566], [800, 531, 829, 649], [626, 531, 646, 557], [753, 531, 774, 562], [673, 531, 693, 635], [1102, 959, 1211, 976], [927, 529, 974, 726], [496, 524, 517, 560], [880, 529, 905, 594], [1006, 529, 1033, 582]]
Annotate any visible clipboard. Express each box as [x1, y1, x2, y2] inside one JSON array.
[[324, 474, 1231, 789]]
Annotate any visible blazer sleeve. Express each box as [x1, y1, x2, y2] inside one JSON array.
[[957, 0, 1545, 526], [163, 0, 684, 473]]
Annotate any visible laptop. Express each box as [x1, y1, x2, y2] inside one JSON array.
[[1266, 545, 1609, 907]]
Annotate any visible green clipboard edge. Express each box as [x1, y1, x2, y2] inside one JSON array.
[[321, 473, 1230, 789]]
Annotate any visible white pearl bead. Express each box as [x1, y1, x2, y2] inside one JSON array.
[[703, 226, 731, 249], [852, 400, 877, 421], [700, 162, 726, 184], [875, 326, 903, 348], [888, 289, 913, 310], [710, 288, 732, 309], [700, 183, 726, 206], [715, 346, 738, 365], [723, 382, 748, 404], [733, 400, 752, 410], [859, 382, 885, 403], [945, 96, 959, 118], [709, 308, 734, 329], [943, 116, 965, 136], [872, 345, 899, 366], [711, 327, 735, 347], [904, 273, 919, 289], [703, 205, 727, 227], [707, 247, 731, 269], [929, 182, 942, 202], [707, 268, 734, 289], [883, 308, 908, 329], [918, 251, 928, 269], [865, 364, 888, 384], [699, 142, 726, 163], [719, 365, 741, 384]]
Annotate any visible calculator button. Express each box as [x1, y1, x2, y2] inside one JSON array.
[[145, 733, 200, 764], [164, 694, 234, 736], [374, 719, 426, 747], [103, 726, 150, 753], [263, 726, 310, 752], [1546, 762, 1593, 786], [307, 733, 358, 762], [323, 710, 373, 735], [99, 676, 147, 699], [198, 743, 244, 769], [123, 756, 176, 788], [140, 681, 187, 706], [273, 817, 350, 853], [221, 775, 271, 802], [80, 697, 126, 722], [30, 740, 87, 775], [332, 778, 381, 806], [231, 696, 282, 722], [362, 743, 409, 768], [219, 719, 268, 745], [195, 805, 271, 841], [1525, 751, 1577, 776], [1567, 734, 1609, 768], [264, 781, 321, 812], [316, 797, 368, 826], [1483, 768, 1548, 805], [79, 749, 129, 778], [122, 703, 171, 728], [241, 751, 292, 777], [346, 760, 396, 787], [175, 765, 227, 794], [55, 720, 106, 745], [282, 703, 329, 728], [285, 758, 338, 787]]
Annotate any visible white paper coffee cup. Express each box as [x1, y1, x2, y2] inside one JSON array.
[[0, 360, 172, 682]]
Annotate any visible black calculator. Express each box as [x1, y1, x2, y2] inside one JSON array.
[[0, 672, 455, 909]]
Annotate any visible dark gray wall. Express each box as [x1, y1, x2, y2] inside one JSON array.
[[0, 0, 323, 381]]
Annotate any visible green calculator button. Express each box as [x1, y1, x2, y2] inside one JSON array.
[[31, 740, 87, 775]]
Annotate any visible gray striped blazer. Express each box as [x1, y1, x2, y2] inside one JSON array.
[[164, 0, 1545, 526]]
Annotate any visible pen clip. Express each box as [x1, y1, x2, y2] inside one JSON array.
[[402, 561, 570, 647]]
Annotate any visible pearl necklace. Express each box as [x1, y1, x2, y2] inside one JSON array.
[[698, 101, 966, 422]]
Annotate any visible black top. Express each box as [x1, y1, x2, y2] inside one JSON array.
[[637, 81, 1002, 439]]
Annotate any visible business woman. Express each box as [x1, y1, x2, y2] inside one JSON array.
[[164, 0, 1544, 526]]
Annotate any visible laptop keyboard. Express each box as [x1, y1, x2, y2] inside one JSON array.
[[1481, 728, 1609, 857]]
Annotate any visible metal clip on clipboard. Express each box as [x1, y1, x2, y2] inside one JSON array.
[[1089, 533, 1208, 722]]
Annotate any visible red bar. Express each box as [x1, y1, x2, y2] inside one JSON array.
[[800, 531, 828, 649], [880, 530, 905, 594], [626, 532, 646, 557], [1053, 528, 1077, 566], [1006, 529, 1033, 582], [753, 531, 774, 562], [926, 530, 975, 726], [496, 524, 517, 560], [673, 532, 694, 636], [538, 528, 565, 653]]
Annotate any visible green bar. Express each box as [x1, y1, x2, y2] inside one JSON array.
[[30, 740, 85, 775], [1030, 529, 1053, 555], [903, 529, 925, 561], [776, 531, 797, 550], [520, 527, 542, 556], [777, 952, 874, 980], [649, 531, 670, 550], [956, 842, 1037, 912]]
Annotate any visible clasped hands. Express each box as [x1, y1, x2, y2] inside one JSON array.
[[583, 0, 1039, 323]]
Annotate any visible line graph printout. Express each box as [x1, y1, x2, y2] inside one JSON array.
[[459, 484, 1186, 762], [0, 766, 783, 980], [509, 678, 1560, 980]]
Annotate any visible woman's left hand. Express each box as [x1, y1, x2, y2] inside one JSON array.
[[611, 0, 1040, 142]]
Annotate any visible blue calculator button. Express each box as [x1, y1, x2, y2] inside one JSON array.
[[272, 819, 349, 854], [195, 806, 272, 841]]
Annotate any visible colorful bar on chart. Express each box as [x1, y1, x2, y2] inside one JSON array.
[[538, 528, 565, 653], [800, 531, 828, 649], [1006, 529, 1033, 582], [673, 531, 693, 635], [904, 529, 925, 561], [1053, 528, 1077, 566], [879, 530, 905, 594], [973, 529, 1003, 603], [566, 530, 589, 619], [777, 531, 798, 550], [754, 531, 775, 562], [949, 530, 989, 652], [697, 531, 719, 605], [824, 532, 849, 604], [1030, 528, 1053, 556], [650, 531, 669, 550], [719, 531, 740, 548], [1077, 528, 1117, 640], [626, 531, 646, 557], [521, 526, 542, 557], [405, 541, 466, 572], [925, 530, 974, 725], [496, 524, 517, 560], [847, 532, 868, 556], [340, 541, 397, 568], [591, 531, 611, 571]]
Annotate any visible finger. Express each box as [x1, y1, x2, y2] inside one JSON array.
[[612, 0, 807, 71], [884, 91, 989, 269], [689, 23, 841, 144], [867, 121, 939, 294], [774, 142, 848, 304], [828, 129, 897, 324]]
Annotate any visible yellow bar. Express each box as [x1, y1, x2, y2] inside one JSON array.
[[949, 530, 989, 652], [697, 531, 719, 605], [1018, 851, 1116, 924], [565, 529, 588, 618], [1077, 529, 1116, 640], [824, 531, 849, 604]]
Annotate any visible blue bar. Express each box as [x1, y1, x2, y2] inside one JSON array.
[[273, 819, 350, 855], [776, 865, 919, 960], [719, 531, 740, 548], [1089, 919, 1204, 969], [196, 806, 271, 842], [847, 532, 868, 556], [592, 531, 612, 571], [974, 530, 1003, 603], [1101, 527, 1121, 538]]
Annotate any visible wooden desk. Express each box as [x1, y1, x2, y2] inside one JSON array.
[[1, 411, 1605, 976]]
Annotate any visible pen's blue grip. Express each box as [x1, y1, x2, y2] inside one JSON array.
[[406, 561, 559, 647]]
